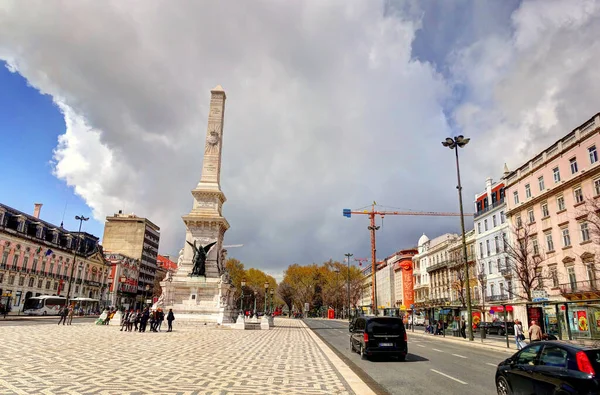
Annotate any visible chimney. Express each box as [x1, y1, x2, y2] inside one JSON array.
[[33, 203, 43, 219]]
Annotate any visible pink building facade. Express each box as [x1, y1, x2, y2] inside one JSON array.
[[504, 112, 600, 340]]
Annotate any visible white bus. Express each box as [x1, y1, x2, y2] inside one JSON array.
[[22, 296, 66, 316]]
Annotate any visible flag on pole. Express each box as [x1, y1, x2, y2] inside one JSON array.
[[36, 246, 42, 254], [45, 249, 53, 257]]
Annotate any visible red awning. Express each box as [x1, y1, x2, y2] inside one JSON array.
[[490, 305, 513, 312]]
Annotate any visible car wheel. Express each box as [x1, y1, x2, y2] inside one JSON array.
[[499, 329, 504, 336], [43, 311, 47, 316], [360, 344, 368, 360], [397, 354, 406, 362], [350, 339, 355, 353], [496, 376, 511, 395]]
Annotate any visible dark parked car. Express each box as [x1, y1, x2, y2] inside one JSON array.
[[495, 341, 600, 394], [350, 316, 408, 361], [487, 322, 515, 336]]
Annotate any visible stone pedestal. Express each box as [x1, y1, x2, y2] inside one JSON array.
[[268, 315, 274, 328], [109, 311, 122, 326], [260, 315, 270, 330], [233, 315, 247, 330]]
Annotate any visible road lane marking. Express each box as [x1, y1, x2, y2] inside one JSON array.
[[432, 348, 444, 352], [452, 354, 467, 359], [486, 363, 497, 367], [430, 369, 467, 385], [416, 344, 425, 347]]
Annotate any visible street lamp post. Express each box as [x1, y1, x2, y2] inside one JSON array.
[[344, 253, 353, 320], [65, 215, 89, 306], [144, 284, 150, 309], [367, 223, 380, 316], [442, 135, 474, 341], [334, 267, 340, 318], [118, 276, 126, 308], [240, 278, 246, 313], [264, 281, 269, 315], [270, 288, 274, 314], [253, 290, 258, 316]]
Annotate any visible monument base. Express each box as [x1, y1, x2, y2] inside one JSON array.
[[155, 273, 237, 325]]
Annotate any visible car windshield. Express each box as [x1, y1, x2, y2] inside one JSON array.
[[367, 318, 403, 335]]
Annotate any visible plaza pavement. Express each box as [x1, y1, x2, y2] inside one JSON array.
[[0, 317, 370, 395]]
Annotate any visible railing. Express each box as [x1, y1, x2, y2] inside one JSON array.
[[474, 198, 505, 219], [427, 261, 450, 273], [500, 268, 512, 277], [485, 294, 509, 302], [560, 280, 600, 294]]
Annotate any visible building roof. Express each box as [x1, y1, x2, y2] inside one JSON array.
[[418, 233, 430, 246]]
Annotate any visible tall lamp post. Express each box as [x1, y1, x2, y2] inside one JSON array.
[[264, 281, 269, 315], [270, 288, 274, 314], [442, 135, 474, 341], [240, 278, 246, 313], [65, 215, 89, 306], [368, 223, 380, 316], [144, 284, 150, 309], [253, 290, 258, 316], [334, 267, 340, 318], [345, 253, 353, 320]]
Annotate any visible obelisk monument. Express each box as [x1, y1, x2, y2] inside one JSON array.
[[158, 86, 236, 324]]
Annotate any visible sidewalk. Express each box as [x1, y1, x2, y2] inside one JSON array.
[[0, 317, 374, 394], [1, 313, 99, 321]]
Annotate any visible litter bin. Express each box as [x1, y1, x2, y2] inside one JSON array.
[[452, 330, 460, 337], [480, 329, 486, 339]]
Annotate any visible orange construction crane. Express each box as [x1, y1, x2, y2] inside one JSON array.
[[353, 258, 369, 267], [343, 202, 473, 316]]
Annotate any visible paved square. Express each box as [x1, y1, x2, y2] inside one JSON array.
[[0, 318, 353, 394]]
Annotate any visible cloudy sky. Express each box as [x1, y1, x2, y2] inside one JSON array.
[[1, 0, 600, 280]]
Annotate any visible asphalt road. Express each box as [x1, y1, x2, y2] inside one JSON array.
[[304, 319, 511, 395], [0, 316, 97, 326]]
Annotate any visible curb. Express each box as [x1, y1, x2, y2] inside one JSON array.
[[408, 331, 515, 354], [299, 320, 379, 395]]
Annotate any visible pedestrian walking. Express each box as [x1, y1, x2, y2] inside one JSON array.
[[120, 310, 130, 331], [166, 308, 175, 332], [57, 306, 68, 325], [140, 308, 150, 332], [528, 320, 542, 342], [134, 309, 141, 331], [157, 308, 165, 332], [127, 309, 136, 332], [67, 304, 75, 325], [460, 320, 467, 339], [514, 319, 526, 349]]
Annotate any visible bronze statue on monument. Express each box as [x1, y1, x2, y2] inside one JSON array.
[[186, 240, 217, 277]]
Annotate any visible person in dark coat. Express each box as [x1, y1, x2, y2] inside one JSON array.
[[140, 308, 150, 332], [166, 309, 175, 332], [461, 320, 467, 339], [58, 306, 69, 325]]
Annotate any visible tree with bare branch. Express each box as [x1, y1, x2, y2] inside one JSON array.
[[503, 223, 549, 301], [577, 197, 600, 282]]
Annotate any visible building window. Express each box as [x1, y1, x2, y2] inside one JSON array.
[[513, 191, 519, 204], [53, 282, 58, 291], [479, 242, 483, 259], [37, 279, 43, 288], [557, 196, 565, 211], [581, 222, 590, 242], [503, 233, 508, 251], [528, 209, 535, 223], [553, 167, 561, 183], [568, 267, 577, 290], [8, 275, 15, 285], [574, 187, 584, 204], [538, 176, 545, 191], [500, 211, 505, 224], [45, 281, 51, 290], [12, 255, 18, 270], [500, 283, 505, 297], [497, 258, 501, 272], [28, 277, 34, 287], [550, 268, 558, 287], [595, 179, 600, 196], [516, 215, 523, 228], [546, 232, 555, 251], [490, 283, 495, 297], [494, 236, 500, 252], [486, 240, 491, 256], [532, 239, 539, 255], [587, 265, 597, 288], [541, 203, 549, 218], [561, 227, 571, 247], [570, 157, 578, 174], [525, 184, 531, 198], [484, 219, 489, 231], [1, 251, 7, 265], [477, 222, 481, 234], [590, 145, 598, 164], [492, 215, 497, 227], [32, 259, 37, 271], [18, 277, 24, 286]]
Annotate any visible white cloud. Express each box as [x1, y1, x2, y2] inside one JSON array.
[[1, 0, 599, 274]]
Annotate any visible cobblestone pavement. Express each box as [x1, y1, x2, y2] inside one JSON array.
[[0, 318, 354, 395]]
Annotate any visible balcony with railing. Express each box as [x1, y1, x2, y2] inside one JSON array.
[[427, 261, 450, 273], [560, 280, 600, 299], [485, 294, 509, 303], [474, 198, 505, 219]]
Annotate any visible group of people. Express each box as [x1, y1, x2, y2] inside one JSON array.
[[96, 307, 176, 332], [514, 319, 551, 349], [57, 304, 76, 325]]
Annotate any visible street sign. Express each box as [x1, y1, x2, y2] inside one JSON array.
[[343, 209, 352, 218], [410, 304, 414, 309], [532, 290, 548, 300], [490, 308, 495, 314], [532, 297, 549, 303], [400, 305, 407, 311]]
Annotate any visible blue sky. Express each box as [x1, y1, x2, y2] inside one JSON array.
[[0, 63, 102, 238]]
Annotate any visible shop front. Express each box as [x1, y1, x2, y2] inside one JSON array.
[[488, 305, 514, 322]]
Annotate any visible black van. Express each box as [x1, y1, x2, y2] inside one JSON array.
[[350, 316, 408, 361]]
